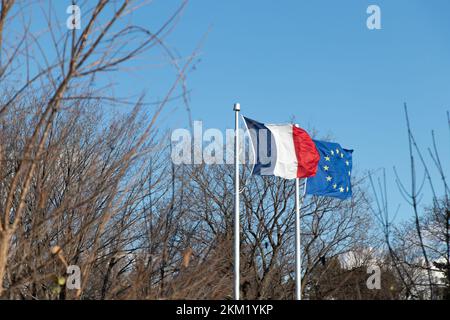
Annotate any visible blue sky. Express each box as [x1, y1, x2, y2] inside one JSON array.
[[25, 1, 450, 221], [145, 0, 449, 221]]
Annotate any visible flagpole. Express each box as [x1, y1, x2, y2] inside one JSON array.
[[233, 102, 241, 300], [295, 177, 307, 300]]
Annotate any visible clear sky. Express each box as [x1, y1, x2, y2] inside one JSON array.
[[144, 0, 450, 221], [27, 1, 450, 221]]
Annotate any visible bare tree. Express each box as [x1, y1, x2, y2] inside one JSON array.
[[370, 105, 449, 300], [0, 0, 196, 297]]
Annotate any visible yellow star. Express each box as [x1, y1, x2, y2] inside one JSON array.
[[346, 186, 349, 192], [346, 160, 350, 166], [339, 187, 344, 192], [323, 165, 329, 171], [330, 150, 334, 156], [333, 183, 337, 189], [326, 176, 332, 182], [341, 153, 344, 158], [324, 156, 330, 161], [348, 171, 351, 176], [336, 149, 340, 154]]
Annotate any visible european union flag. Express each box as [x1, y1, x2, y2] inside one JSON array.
[[305, 140, 353, 200]]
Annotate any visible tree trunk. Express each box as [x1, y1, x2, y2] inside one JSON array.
[[0, 230, 12, 296]]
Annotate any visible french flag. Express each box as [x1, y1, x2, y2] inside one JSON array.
[[243, 117, 320, 180]]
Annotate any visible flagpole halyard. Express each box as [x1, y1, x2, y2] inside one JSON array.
[[233, 103, 241, 300]]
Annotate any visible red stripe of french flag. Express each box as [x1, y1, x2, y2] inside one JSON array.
[[292, 125, 320, 178]]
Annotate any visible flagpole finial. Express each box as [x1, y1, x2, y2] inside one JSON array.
[[233, 103, 240, 111]]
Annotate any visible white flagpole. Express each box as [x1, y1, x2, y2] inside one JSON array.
[[233, 103, 241, 300], [295, 177, 307, 300]]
